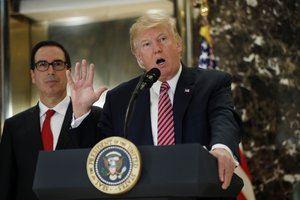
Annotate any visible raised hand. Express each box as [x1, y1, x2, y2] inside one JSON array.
[[66, 59, 107, 118]]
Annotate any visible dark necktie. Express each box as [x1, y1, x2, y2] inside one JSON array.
[[157, 82, 175, 145], [42, 109, 55, 151]]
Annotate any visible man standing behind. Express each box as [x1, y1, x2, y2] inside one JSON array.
[[0, 40, 105, 200], [68, 13, 242, 195]]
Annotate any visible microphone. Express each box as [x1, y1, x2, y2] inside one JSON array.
[[138, 68, 161, 91], [124, 68, 161, 138]]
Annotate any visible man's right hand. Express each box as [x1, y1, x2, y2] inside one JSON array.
[[66, 59, 107, 118]]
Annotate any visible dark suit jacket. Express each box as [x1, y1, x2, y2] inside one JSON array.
[[0, 101, 102, 200], [101, 66, 242, 159], [67, 67, 241, 200]]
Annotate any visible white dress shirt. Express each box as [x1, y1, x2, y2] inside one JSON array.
[[39, 96, 70, 150]]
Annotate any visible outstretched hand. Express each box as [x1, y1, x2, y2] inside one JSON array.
[[66, 59, 107, 118]]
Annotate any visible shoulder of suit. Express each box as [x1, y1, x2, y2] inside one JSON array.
[[181, 67, 232, 88], [4, 105, 38, 123]]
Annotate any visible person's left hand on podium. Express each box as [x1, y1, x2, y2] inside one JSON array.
[[210, 148, 236, 190]]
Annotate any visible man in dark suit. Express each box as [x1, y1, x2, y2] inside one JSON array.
[[0, 40, 105, 200], [68, 13, 242, 193]]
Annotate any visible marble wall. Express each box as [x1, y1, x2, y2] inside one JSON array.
[[198, 0, 300, 199]]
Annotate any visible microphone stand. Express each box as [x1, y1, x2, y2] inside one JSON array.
[[123, 73, 146, 139]]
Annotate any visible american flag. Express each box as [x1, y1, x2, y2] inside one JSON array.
[[235, 144, 256, 200], [198, 25, 217, 69], [198, 37, 217, 69]]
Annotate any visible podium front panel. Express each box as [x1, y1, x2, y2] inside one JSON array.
[[33, 144, 243, 200]]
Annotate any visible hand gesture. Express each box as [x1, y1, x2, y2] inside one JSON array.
[[66, 59, 107, 118]]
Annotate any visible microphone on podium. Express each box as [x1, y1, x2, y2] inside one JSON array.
[[124, 68, 161, 138], [138, 68, 161, 91]]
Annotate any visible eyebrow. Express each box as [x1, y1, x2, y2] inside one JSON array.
[[139, 33, 167, 43], [35, 59, 64, 62]]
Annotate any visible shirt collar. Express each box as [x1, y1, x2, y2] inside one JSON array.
[[152, 64, 182, 95], [39, 96, 70, 117]]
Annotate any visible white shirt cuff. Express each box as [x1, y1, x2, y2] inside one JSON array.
[[211, 143, 239, 167], [70, 111, 91, 128]]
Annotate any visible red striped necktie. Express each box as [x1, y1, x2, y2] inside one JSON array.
[[157, 82, 175, 145], [42, 109, 55, 151]]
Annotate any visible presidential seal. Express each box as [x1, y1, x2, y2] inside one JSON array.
[[87, 137, 141, 195]]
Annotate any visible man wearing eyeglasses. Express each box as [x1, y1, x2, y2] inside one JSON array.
[[0, 40, 106, 200]]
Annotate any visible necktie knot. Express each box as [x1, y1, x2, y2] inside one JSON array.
[[160, 82, 170, 93], [46, 109, 55, 119]]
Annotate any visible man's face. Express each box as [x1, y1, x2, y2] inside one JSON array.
[[31, 46, 69, 100], [134, 25, 182, 82]]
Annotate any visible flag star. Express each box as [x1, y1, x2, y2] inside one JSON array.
[[201, 41, 208, 49], [200, 52, 209, 60]]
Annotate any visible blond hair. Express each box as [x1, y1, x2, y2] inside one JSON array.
[[129, 13, 181, 54]]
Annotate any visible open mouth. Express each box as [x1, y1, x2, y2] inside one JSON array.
[[156, 58, 166, 65]]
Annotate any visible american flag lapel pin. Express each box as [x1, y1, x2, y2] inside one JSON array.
[[184, 88, 190, 93]]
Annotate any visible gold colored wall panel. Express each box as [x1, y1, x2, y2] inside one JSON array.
[[9, 18, 47, 115], [9, 18, 31, 115]]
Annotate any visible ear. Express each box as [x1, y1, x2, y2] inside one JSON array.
[[135, 52, 144, 66], [30, 70, 36, 84], [176, 37, 183, 53]]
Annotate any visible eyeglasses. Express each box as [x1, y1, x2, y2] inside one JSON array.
[[34, 60, 68, 72]]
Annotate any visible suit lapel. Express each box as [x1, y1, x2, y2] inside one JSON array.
[[129, 89, 153, 145], [30, 104, 44, 151], [56, 102, 73, 149], [173, 67, 196, 144]]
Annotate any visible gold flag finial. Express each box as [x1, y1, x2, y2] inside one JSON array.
[[200, 0, 209, 17], [198, 0, 212, 46]]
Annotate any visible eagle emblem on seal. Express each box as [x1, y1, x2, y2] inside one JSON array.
[[103, 151, 127, 181]]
